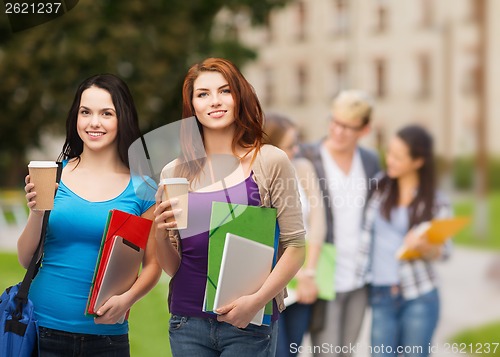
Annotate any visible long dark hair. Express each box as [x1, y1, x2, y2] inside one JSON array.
[[176, 57, 265, 181], [380, 125, 436, 228], [58, 74, 141, 168]]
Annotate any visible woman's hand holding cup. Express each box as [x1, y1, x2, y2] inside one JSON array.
[[24, 174, 58, 214], [24, 175, 39, 212], [153, 184, 181, 238], [26, 161, 58, 211]]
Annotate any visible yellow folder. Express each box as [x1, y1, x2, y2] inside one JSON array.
[[397, 216, 471, 260]]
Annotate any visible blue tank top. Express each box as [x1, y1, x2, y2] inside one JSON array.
[[29, 164, 155, 335]]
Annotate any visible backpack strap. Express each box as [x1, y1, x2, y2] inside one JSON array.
[[15, 162, 62, 305]]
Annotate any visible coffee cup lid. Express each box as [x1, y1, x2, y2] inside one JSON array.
[[160, 178, 189, 185], [28, 161, 58, 168]]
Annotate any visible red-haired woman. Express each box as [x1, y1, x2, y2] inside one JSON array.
[[154, 58, 306, 356]]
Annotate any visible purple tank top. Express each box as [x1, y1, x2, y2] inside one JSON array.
[[169, 175, 278, 321]]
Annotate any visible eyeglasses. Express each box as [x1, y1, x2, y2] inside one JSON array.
[[330, 118, 366, 132]]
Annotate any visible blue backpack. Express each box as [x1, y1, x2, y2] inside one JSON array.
[[0, 282, 39, 357]]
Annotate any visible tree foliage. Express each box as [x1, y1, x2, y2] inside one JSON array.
[[0, 0, 290, 186]]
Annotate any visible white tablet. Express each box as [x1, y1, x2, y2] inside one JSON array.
[[93, 236, 144, 323], [213, 233, 274, 326]]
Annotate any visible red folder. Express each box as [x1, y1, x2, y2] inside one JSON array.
[[86, 209, 153, 318]]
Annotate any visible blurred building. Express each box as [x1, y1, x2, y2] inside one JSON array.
[[234, 0, 499, 157]]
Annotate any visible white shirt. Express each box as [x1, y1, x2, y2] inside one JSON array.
[[320, 145, 367, 292], [297, 180, 310, 232]]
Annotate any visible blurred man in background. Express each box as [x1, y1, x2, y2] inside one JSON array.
[[302, 90, 380, 357]]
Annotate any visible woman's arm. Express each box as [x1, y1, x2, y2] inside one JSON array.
[[153, 185, 182, 277], [95, 206, 162, 324], [294, 158, 327, 247], [403, 193, 454, 261], [294, 158, 327, 303], [403, 229, 442, 260], [17, 176, 47, 268], [296, 242, 322, 304]]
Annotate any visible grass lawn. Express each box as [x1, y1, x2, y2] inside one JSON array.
[[128, 277, 172, 356], [452, 191, 500, 250], [0, 252, 173, 357], [451, 321, 500, 356], [448, 191, 500, 353], [0, 251, 25, 287]]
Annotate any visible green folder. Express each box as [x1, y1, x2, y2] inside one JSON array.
[[287, 242, 336, 301], [204, 202, 277, 320]]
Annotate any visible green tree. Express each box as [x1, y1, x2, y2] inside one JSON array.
[[0, 0, 289, 186]]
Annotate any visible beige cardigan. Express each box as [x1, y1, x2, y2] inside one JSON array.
[[251, 145, 307, 312], [251, 145, 306, 248], [166, 144, 306, 313]]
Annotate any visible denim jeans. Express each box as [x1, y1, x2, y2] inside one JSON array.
[[276, 303, 312, 357], [38, 326, 129, 357], [310, 286, 369, 357], [369, 286, 439, 357], [169, 315, 278, 357]]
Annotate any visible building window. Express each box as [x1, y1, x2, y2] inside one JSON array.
[[420, 0, 434, 28], [467, 0, 481, 23], [264, 14, 274, 43], [460, 48, 480, 96], [374, 124, 386, 153], [374, 59, 387, 98], [296, 65, 307, 104], [462, 64, 480, 96], [263, 67, 275, 106], [374, 2, 388, 33], [333, 61, 348, 97], [332, 0, 349, 36], [296, 1, 306, 41], [416, 54, 431, 99]]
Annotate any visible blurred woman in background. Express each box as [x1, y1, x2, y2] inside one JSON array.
[[355, 124, 451, 357], [263, 113, 326, 357]]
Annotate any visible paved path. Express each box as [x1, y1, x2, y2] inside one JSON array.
[[299, 247, 500, 356], [431, 247, 500, 356], [0, 226, 23, 252]]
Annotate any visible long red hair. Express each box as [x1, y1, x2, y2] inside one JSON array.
[[176, 58, 264, 181]]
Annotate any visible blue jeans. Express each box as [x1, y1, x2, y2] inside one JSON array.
[[38, 326, 129, 357], [276, 303, 312, 357], [310, 286, 369, 357], [369, 286, 439, 357], [169, 315, 278, 357]]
